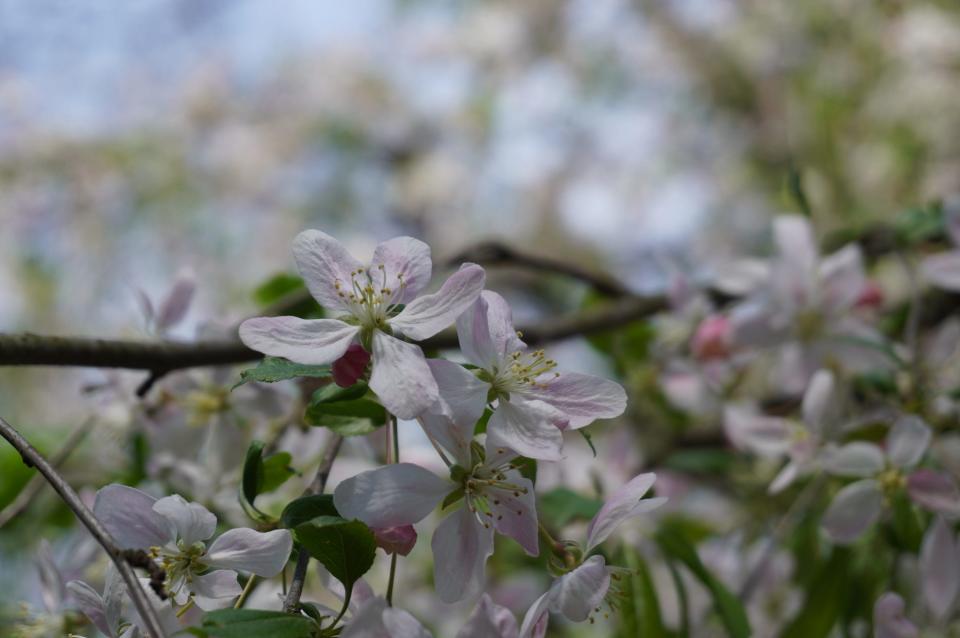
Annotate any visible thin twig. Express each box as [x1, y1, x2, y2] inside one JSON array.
[[283, 433, 345, 614], [0, 416, 96, 528], [0, 416, 167, 638]]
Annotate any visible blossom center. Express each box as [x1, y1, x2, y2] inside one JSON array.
[[490, 348, 559, 395], [334, 265, 407, 331]]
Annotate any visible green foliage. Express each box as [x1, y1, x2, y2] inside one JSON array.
[[581, 291, 656, 373], [234, 357, 331, 388], [281, 494, 340, 529], [539, 487, 602, 528], [241, 441, 295, 519], [655, 527, 751, 638], [304, 382, 386, 436], [888, 492, 924, 553], [781, 549, 852, 638], [295, 515, 377, 612], [662, 449, 735, 475], [191, 609, 317, 638], [253, 272, 323, 317], [618, 549, 671, 638]]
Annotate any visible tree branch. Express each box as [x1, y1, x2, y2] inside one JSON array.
[[283, 433, 345, 614], [0, 416, 167, 638]]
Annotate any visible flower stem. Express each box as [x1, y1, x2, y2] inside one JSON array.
[[538, 522, 565, 557], [386, 553, 399, 606], [235, 575, 257, 609], [385, 414, 400, 607]]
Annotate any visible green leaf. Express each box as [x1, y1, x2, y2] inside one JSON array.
[[619, 549, 670, 637], [281, 495, 340, 529], [539, 487, 602, 527], [195, 609, 317, 638], [888, 492, 923, 553], [254, 273, 306, 306], [234, 356, 331, 388], [295, 515, 377, 610], [655, 529, 750, 638], [241, 441, 294, 519], [304, 382, 386, 437], [786, 166, 812, 217], [781, 549, 852, 638], [473, 408, 493, 436], [662, 449, 735, 475]]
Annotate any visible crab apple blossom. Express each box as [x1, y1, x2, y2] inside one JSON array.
[[240, 231, 486, 418], [920, 201, 960, 291], [93, 484, 292, 609], [520, 473, 666, 633], [334, 412, 538, 603], [426, 290, 626, 460], [821, 416, 960, 543]]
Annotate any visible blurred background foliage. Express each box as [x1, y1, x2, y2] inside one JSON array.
[[3, 0, 960, 635]]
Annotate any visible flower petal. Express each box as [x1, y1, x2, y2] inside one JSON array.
[[192, 571, 243, 610], [238, 317, 359, 365], [152, 495, 217, 546], [801, 369, 834, 432], [710, 258, 770, 296], [457, 594, 519, 638], [549, 555, 611, 623], [823, 443, 885, 478], [920, 517, 959, 620], [432, 506, 494, 603], [427, 358, 489, 430], [907, 470, 960, 515], [333, 463, 450, 529], [723, 405, 793, 457], [519, 372, 626, 429], [772, 215, 818, 310], [518, 591, 551, 638], [488, 472, 539, 556], [768, 461, 801, 494], [586, 473, 665, 553], [821, 479, 882, 544], [818, 244, 865, 313], [487, 399, 564, 461], [93, 484, 173, 550], [382, 607, 433, 638], [293, 229, 364, 312], [874, 592, 919, 638], [419, 412, 474, 468], [371, 236, 433, 302], [887, 416, 932, 470], [457, 291, 525, 369], [368, 332, 438, 420], [391, 264, 486, 341], [155, 274, 195, 333], [67, 580, 112, 637], [204, 528, 292, 577], [921, 252, 960, 292]]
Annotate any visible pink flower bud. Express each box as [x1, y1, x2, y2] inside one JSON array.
[[855, 281, 884, 309], [691, 315, 732, 360], [332, 344, 371, 388], [373, 525, 418, 556]]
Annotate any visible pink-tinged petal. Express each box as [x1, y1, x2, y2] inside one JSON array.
[[690, 315, 733, 361], [373, 525, 418, 557], [341, 597, 389, 637], [819, 244, 866, 313], [907, 470, 960, 515], [152, 495, 217, 546], [333, 463, 450, 529], [457, 594, 519, 638], [427, 358, 489, 430], [727, 300, 785, 349], [586, 473, 664, 553], [37, 540, 64, 614], [371, 236, 433, 302], [391, 264, 486, 341], [292, 229, 364, 312], [723, 405, 793, 457], [710, 258, 770, 296], [333, 344, 371, 388], [67, 580, 112, 637], [93, 484, 173, 550], [519, 372, 626, 429], [487, 400, 564, 461], [432, 507, 495, 603], [382, 607, 433, 638], [874, 593, 919, 638], [191, 571, 243, 610], [204, 528, 292, 577], [102, 565, 125, 634], [518, 591, 551, 638], [823, 443, 885, 478], [920, 517, 959, 620], [822, 479, 882, 544], [155, 274, 195, 333], [947, 204, 960, 247], [488, 473, 539, 555], [239, 317, 359, 365], [887, 416, 932, 470], [419, 412, 474, 468], [769, 461, 800, 494], [457, 291, 525, 370], [801, 369, 835, 432], [549, 555, 611, 622], [368, 332, 438, 420], [921, 252, 960, 292]]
